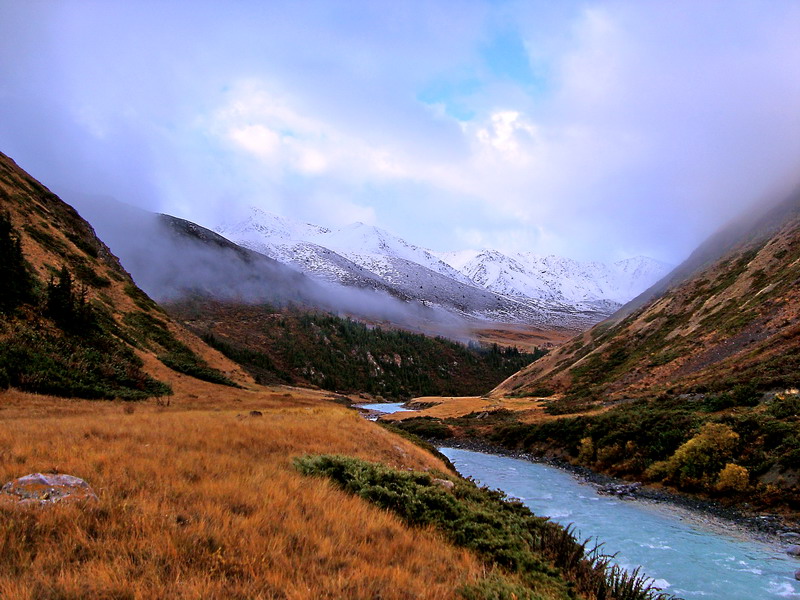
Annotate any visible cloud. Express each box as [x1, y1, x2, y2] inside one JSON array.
[[0, 1, 798, 265]]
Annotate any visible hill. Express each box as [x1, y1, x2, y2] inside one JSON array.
[[493, 186, 800, 403], [166, 299, 546, 398], [0, 152, 253, 399]]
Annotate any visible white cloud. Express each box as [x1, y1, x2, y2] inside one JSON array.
[[2, 1, 799, 263]]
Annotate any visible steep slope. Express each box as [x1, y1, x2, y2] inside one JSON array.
[[69, 196, 342, 305], [0, 152, 251, 399], [494, 186, 800, 401]]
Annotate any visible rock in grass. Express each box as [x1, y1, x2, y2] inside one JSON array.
[[0, 473, 98, 506], [432, 478, 455, 491]]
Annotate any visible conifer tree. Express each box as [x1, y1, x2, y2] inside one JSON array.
[[0, 212, 33, 314]]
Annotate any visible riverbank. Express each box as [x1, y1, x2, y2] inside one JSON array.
[[440, 446, 800, 600], [354, 400, 800, 541], [426, 435, 800, 544]]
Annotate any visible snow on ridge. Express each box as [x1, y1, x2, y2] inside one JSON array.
[[215, 206, 672, 327]]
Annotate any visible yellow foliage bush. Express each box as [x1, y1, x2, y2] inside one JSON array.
[[596, 443, 623, 466], [716, 463, 749, 492], [657, 422, 740, 488], [577, 437, 594, 463]]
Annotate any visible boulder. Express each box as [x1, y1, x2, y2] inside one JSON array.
[[795, 569, 800, 581], [0, 473, 98, 506], [787, 545, 800, 557], [432, 478, 455, 491], [780, 531, 800, 543], [597, 482, 641, 498]]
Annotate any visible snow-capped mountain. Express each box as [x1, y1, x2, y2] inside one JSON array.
[[216, 207, 672, 329], [436, 250, 672, 308]]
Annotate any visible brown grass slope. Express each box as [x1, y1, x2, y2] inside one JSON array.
[[494, 186, 800, 401], [0, 151, 252, 395], [0, 387, 494, 600]]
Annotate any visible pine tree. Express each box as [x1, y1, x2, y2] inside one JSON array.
[[0, 212, 33, 314], [46, 266, 93, 331]]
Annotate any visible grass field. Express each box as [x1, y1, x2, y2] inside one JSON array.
[[0, 381, 495, 600]]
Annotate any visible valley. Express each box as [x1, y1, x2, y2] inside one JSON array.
[[3, 3, 799, 598], [0, 150, 683, 599]]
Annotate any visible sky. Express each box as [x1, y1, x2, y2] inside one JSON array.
[[1, 1, 799, 264]]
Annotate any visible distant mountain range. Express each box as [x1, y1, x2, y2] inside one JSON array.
[[215, 207, 672, 328]]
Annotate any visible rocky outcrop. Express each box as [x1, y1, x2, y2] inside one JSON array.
[[0, 473, 98, 506]]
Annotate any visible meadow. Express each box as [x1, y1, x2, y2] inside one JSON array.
[[0, 382, 490, 600]]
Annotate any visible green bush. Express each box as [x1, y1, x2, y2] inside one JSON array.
[[296, 454, 675, 600]]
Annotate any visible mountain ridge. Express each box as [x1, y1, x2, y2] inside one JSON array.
[[217, 207, 671, 329]]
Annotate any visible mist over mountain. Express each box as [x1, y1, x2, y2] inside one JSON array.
[[216, 207, 670, 329], [69, 196, 478, 339]]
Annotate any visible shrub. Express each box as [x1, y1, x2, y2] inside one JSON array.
[[296, 454, 676, 600], [768, 394, 800, 420], [392, 417, 453, 439], [659, 423, 739, 488], [577, 437, 595, 463], [715, 464, 749, 493]]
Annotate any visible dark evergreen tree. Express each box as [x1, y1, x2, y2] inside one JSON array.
[[46, 266, 93, 331], [0, 212, 33, 313]]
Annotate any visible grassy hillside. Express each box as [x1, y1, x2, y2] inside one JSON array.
[[495, 187, 800, 403], [0, 152, 247, 399], [167, 299, 546, 399]]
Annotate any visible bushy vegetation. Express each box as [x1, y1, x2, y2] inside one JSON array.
[[296, 454, 676, 600], [192, 304, 546, 398], [488, 393, 800, 506], [390, 416, 455, 439], [0, 321, 171, 400]]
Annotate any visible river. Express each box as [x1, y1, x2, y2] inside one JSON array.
[[362, 402, 800, 599]]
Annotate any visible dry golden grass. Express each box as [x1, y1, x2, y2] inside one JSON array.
[[382, 395, 601, 424], [0, 385, 491, 600]]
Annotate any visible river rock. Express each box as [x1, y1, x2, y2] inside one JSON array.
[[597, 482, 642, 498], [795, 569, 800, 581], [0, 473, 98, 506], [786, 545, 800, 557], [781, 531, 800, 543]]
